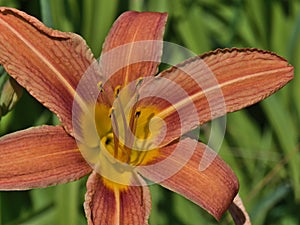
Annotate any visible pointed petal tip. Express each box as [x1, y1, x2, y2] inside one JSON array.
[[99, 10, 168, 103], [103, 10, 168, 53], [286, 63, 294, 79], [0, 7, 67, 39], [151, 47, 294, 138], [138, 139, 239, 221], [203, 47, 294, 81], [121, 10, 168, 19], [0, 7, 96, 135]]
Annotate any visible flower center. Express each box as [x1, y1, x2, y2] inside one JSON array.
[[78, 81, 167, 189], [88, 78, 169, 189], [95, 103, 161, 166]]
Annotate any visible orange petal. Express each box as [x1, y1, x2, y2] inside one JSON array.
[[137, 138, 239, 220], [0, 126, 91, 190], [84, 171, 151, 225], [0, 7, 96, 135], [99, 11, 167, 103], [135, 48, 294, 145]]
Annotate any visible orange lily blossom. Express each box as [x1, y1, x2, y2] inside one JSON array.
[[0, 7, 293, 225]]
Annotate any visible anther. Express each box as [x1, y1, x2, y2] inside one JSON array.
[[105, 137, 112, 145], [136, 77, 143, 88], [108, 107, 114, 118], [114, 85, 121, 98], [135, 110, 141, 118], [97, 81, 104, 92]]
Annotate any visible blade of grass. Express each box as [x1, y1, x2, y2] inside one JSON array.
[[55, 180, 81, 225], [67, 0, 80, 31], [173, 193, 216, 224], [7, 204, 56, 225], [226, 110, 261, 174], [247, 144, 299, 202], [148, 0, 168, 12], [30, 187, 55, 211], [262, 95, 300, 201], [287, 9, 300, 122], [40, 0, 53, 27], [251, 183, 291, 225], [82, 0, 118, 57], [49, 0, 74, 31], [149, 184, 169, 225], [129, 0, 144, 11], [0, 0, 18, 7], [176, 6, 211, 53], [271, 2, 291, 56]]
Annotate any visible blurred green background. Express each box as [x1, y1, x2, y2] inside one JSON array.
[[0, 0, 300, 224]]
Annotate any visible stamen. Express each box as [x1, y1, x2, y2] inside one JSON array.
[[96, 81, 116, 106], [105, 137, 112, 145], [114, 85, 121, 98], [135, 111, 141, 118], [125, 107, 141, 164], [129, 111, 156, 166], [136, 77, 143, 88], [110, 108, 119, 159], [115, 96, 132, 163], [127, 108, 145, 165], [97, 81, 104, 92], [108, 107, 114, 118], [107, 79, 154, 166]]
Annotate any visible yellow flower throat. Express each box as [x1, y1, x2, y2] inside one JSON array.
[[95, 102, 160, 166], [90, 85, 164, 190]]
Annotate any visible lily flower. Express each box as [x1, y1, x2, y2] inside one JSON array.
[[0, 7, 293, 225]]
